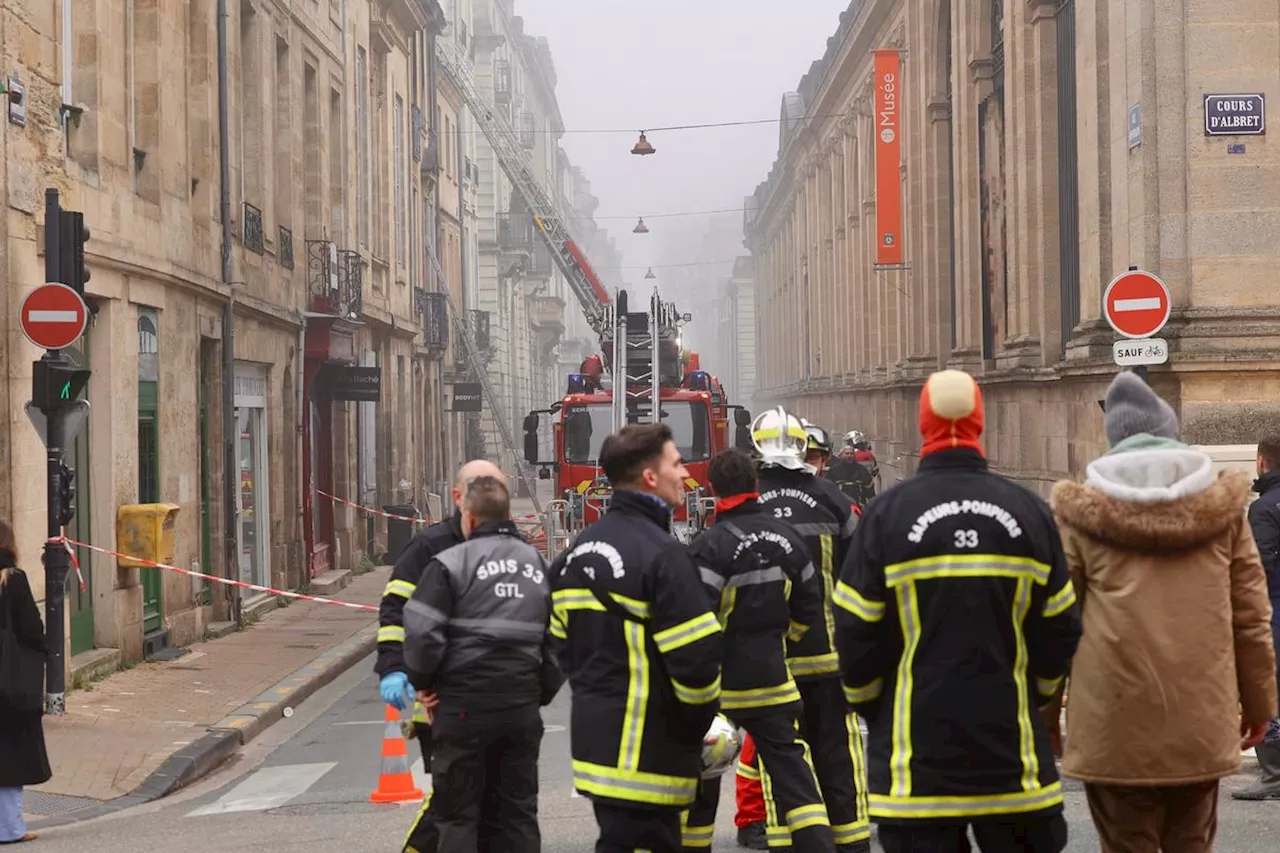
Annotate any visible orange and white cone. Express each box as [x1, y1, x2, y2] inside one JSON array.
[[369, 703, 425, 803]]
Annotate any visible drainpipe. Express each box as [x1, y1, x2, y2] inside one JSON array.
[[217, 0, 240, 625], [456, 96, 469, 471]]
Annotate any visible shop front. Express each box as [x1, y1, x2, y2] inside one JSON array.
[[234, 363, 270, 595]]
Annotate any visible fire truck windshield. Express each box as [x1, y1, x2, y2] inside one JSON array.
[[564, 401, 711, 464]]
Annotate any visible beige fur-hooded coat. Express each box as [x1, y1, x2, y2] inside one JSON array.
[[1050, 447, 1277, 785]]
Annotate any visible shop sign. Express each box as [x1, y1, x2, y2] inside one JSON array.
[[327, 365, 381, 402], [452, 382, 483, 412]]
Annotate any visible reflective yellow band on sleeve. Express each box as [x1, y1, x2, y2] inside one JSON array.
[[831, 821, 872, 845], [549, 615, 568, 640], [680, 823, 714, 848], [571, 760, 699, 807], [377, 625, 406, 644], [786, 653, 840, 678], [786, 620, 810, 642], [383, 579, 416, 600], [833, 580, 885, 623], [1043, 583, 1077, 618], [720, 680, 800, 711], [1036, 675, 1064, 698], [736, 760, 761, 781], [785, 803, 831, 832], [842, 678, 883, 705], [653, 611, 722, 653], [671, 675, 721, 706]]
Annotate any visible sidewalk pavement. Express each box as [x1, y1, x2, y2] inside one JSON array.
[[25, 567, 389, 826]]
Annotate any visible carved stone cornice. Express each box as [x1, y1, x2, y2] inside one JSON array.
[[838, 114, 857, 136], [927, 98, 952, 123]]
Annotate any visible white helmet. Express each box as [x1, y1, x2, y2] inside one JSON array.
[[751, 407, 809, 471], [701, 714, 742, 779]]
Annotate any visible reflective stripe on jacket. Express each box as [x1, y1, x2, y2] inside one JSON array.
[[375, 515, 465, 677]]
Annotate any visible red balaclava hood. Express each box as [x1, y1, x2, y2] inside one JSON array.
[[919, 369, 985, 458]]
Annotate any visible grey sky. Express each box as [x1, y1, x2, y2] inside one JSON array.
[[517, 0, 850, 282]]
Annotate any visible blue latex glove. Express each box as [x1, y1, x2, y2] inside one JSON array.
[[380, 672, 411, 710]]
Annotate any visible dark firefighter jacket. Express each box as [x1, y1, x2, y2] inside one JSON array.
[[549, 490, 724, 810], [1250, 469, 1280, 607], [375, 514, 465, 678], [757, 466, 858, 681], [687, 498, 823, 719], [402, 521, 563, 714], [826, 458, 877, 508], [833, 448, 1082, 823]]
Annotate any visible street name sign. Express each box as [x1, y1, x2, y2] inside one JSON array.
[[1103, 269, 1171, 340], [21, 282, 88, 350], [1204, 94, 1265, 136]]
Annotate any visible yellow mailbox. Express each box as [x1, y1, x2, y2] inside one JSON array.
[[117, 503, 181, 567]]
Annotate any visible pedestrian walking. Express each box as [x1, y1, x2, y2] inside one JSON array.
[[834, 369, 1080, 853], [753, 407, 870, 852], [374, 459, 505, 764], [0, 520, 51, 845], [681, 448, 834, 853], [550, 423, 723, 853], [1049, 371, 1276, 852], [400, 475, 563, 853], [1234, 432, 1280, 801]]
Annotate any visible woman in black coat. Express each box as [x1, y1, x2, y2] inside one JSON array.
[[0, 519, 50, 844]]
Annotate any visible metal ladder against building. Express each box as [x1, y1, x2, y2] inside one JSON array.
[[425, 241, 543, 516], [434, 37, 610, 336]]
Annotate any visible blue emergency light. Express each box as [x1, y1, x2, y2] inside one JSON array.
[[567, 374, 588, 393], [687, 371, 711, 391]]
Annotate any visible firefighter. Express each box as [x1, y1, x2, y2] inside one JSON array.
[[753, 407, 870, 853], [549, 423, 724, 852], [802, 421, 834, 475], [826, 435, 876, 510], [833, 370, 1081, 852], [681, 448, 835, 853], [374, 459, 505, 761], [401, 475, 563, 853]]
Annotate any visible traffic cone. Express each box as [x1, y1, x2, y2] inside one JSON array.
[[370, 703, 424, 803]]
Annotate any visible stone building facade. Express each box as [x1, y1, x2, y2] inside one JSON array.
[[747, 0, 1280, 494], [0, 0, 448, 667]]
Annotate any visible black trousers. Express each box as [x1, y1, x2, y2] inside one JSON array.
[[413, 720, 433, 767], [798, 678, 870, 850], [594, 801, 682, 852], [682, 713, 835, 852], [403, 705, 542, 853], [877, 812, 1068, 853]]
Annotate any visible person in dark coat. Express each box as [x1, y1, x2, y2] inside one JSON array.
[[0, 519, 51, 844]]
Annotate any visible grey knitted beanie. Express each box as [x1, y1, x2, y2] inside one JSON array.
[[1103, 371, 1179, 446]]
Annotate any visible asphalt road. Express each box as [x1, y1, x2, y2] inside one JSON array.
[[25, 656, 1280, 851]]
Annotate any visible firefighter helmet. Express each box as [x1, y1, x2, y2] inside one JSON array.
[[701, 714, 742, 779], [843, 429, 869, 450], [751, 407, 808, 470], [803, 423, 833, 456]]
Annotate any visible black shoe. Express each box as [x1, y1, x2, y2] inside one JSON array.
[[837, 842, 871, 853], [736, 821, 769, 850]]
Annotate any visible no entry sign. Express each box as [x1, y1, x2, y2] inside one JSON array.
[[1103, 269, 1170, 339], [21, 282, 88, 350]]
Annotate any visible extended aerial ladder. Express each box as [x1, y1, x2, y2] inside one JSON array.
[[434, 37, 612, 336]]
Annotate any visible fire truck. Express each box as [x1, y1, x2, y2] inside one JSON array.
[[522, 288, 751, 548]]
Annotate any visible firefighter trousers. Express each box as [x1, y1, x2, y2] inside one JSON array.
[[412, 720, 432, 767], [682, 713, 835, 852], [797, 678, 871, 851], [593, 801, 682, 852], [403, 705, 542, 853], [876, 811, 1067, 853]]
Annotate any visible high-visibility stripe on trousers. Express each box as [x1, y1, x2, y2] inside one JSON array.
[[796, 678, 871, 849], [683, 713, 835, 853]]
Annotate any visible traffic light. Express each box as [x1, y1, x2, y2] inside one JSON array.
[[58, 209, 90, 294], [33, 354, 91, 411], [57, 462, 76, 527]]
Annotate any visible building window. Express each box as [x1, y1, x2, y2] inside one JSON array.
[[356, 46, 368, 246], [395, 94, 406, 268], [137, 310, 160, 505]]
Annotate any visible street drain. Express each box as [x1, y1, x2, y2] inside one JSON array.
[[268, 802, 392, 817], [285, 643, 321, 649]]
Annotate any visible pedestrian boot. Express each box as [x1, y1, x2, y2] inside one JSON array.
[[1233, 740, 1280, 800], [736, 821, 768, 850]]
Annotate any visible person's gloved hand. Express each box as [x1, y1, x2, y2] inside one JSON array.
[[380, 672, 411, 710]]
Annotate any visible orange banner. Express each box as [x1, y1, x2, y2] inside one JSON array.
[[873, 49, 903, 267]]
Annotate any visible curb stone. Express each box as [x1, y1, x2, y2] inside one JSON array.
[[29, 624, 378, 830]]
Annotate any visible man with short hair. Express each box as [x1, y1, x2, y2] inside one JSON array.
[[681, 448, 834, 853], [1235, 432, 1280, 800], [375, 459, 507, 761], [550, 423, 724, 852], [401, 475, 562, 853]]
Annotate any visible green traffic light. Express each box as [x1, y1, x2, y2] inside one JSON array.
[[61, 381, 71, 400]]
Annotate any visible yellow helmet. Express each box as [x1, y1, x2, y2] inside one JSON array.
[[751, 407, 808, 470]]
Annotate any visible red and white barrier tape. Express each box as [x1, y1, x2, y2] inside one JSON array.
[[50, 538, 87, 593], [317, 491, 431, 524], [56, 536, 377, 612]]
